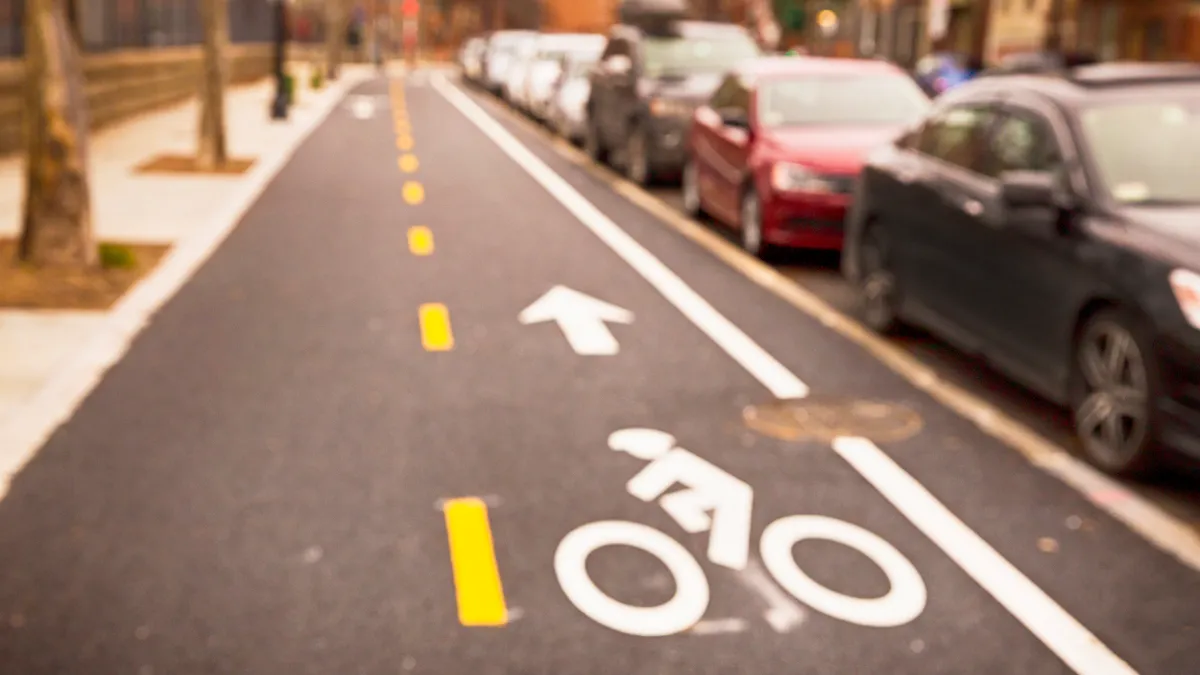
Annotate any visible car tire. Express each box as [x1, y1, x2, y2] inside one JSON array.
[[584, 117, 608, 165], [681, 157, 705, 218], [739, 187, 767, 258], [1069, 308, 1162, 477], [626, 126, 653, 186], [857, 221, 902, 335]]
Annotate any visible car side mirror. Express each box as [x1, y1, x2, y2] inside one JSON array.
[[1000, 170, 1056, 208], [717, 107, 749, 129], [605, 55, 632, 76], [1000, 170, 1071, 236]]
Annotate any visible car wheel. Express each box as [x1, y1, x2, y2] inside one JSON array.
[[626, 126, 652, 186], [857, 222, 902, 334], [1070, 309, 1161, 477], [584, 118, 608, 165], [739, 187, 766, 258], [681, 157, 705, 218]]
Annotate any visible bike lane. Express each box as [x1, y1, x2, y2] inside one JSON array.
[[438, 75, 1200, 673], [0, 71, 1179, 675]]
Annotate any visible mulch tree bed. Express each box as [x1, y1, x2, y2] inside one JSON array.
[[0, 239, 170, 310], [134, 154, 256, 175]]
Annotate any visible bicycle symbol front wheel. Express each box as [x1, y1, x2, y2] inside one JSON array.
[[555, 520, 711, 637]]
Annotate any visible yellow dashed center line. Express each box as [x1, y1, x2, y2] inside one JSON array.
[[402, 181, 424, 205], [398, 154, 419, 173], [396, 135, 414, 150], [443, 497, 509, 626], [408, 226, 434, 255], [419, 303, 454, 351]]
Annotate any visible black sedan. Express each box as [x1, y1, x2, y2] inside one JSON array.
[[842, 62, 1200, 477]]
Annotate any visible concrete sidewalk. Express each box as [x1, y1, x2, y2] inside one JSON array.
[[0, 62, 374, 421]]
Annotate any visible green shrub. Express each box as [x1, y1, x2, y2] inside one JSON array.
[[98, 243, 137, 269], [310, 69, 325, 90], [283, 73, 296, 105]]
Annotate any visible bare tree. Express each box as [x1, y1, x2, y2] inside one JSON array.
[[196, 0, 230, 171], [18, 0, 95, 267], [326, 0, 346, 80]]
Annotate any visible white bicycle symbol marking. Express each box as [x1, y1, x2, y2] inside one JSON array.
[[554, 428, 928, 637]]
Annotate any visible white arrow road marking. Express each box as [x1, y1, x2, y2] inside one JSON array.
[[519, 286, 633, 356], [737, 558, 807, 633], [435, 75, 1137, 673]]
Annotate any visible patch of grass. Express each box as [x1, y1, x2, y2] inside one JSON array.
[[98, 242, 137, 269]]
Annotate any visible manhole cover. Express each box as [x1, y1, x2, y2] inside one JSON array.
[[744, 396, 923, 443]]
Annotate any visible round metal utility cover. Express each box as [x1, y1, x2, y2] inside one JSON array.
[[744, 397, 923, 444]]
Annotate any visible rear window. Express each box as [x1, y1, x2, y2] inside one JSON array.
[[642, 36, 760, 77]]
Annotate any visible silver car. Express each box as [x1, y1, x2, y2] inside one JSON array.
[[548, 53, 600, 143], [519, 34, 606, 120], [459, 37, 487, 83], [482, 31, 537, 95]]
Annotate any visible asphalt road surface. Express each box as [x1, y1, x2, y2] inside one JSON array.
[[2, 69, 1200, 674]]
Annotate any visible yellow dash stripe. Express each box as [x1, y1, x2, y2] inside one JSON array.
[[403, 181, 424, 205], [396, 135, 414, 150], [443, 498, 508, 626], [408, 226, 434, 255], [419, 303, 453, 351], [398, 154, 419, 173]]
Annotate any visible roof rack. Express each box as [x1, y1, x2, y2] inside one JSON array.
[[979, 53, 1200, 87]]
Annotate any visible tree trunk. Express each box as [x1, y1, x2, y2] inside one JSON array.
[[326, 0, 345, 80], [196, 0, 229, 171], [18, 0, 95, 267]]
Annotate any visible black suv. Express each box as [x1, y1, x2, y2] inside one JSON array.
[[842, 61, 1200, 477], [584, 19, 760, 185]]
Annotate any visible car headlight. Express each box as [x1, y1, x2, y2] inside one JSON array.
[[771, 162, 836, 193], [1169, 268, 1200, 329], [649, 98, 693, 117]]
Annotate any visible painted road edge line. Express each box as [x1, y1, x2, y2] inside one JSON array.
[[458, 76, 1200, 576], [430, 76, 806, 401], [0, 73, 373, 496], [433, 74, 1138, 674], [443, 497, 509, 626], [834, 436, 1135, 675]]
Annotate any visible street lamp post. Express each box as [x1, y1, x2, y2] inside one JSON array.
[[270, 0, 290, 120]]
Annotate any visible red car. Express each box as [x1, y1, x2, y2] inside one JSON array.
[[682, 56, 931, 256]]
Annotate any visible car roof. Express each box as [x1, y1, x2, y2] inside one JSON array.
[[965, 60, 1200, 106], [536, 33, 606, 50], [738, 56, 905, 81]]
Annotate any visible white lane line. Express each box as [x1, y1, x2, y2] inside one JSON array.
[[0, 76, 371, 495], [429, 75, 806, 400], [833, 436, 1135, 675], [433, 74, 1138, 674], [461, 73, 1200, 578]]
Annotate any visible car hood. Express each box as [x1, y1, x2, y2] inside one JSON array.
[[1109, 206, 1200, 269], [639, 72, 724, 103], [760, 125, 907, 174]]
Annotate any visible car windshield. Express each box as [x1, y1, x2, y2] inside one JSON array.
[[757, 74, 931, 127], [1082, 96, 1200, 204], [643, 36, 760, 77]]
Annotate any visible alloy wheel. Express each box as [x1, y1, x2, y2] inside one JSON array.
[[1074, 318, 1152, 472], [740, 191, 764, 257]]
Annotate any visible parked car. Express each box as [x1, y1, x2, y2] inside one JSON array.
[[521, 34, 607, 121], [459, 36, 488, 83], [841, 61, 1200, 477], [481, 30, 538, 95], [549, 52, 603, 143], [502, 35, 543, 105], [585, 16, 761, 185], [683, 56, 930, 256]]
